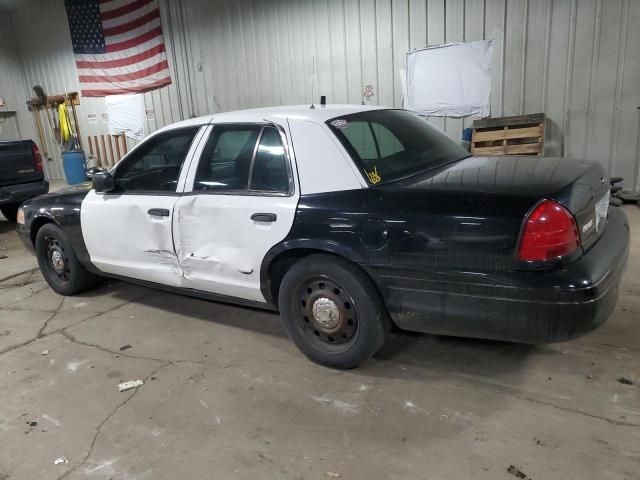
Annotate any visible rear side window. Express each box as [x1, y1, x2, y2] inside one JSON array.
[[114, 127, 199, 193], [372, 123, 405, 158], [341, 122, 378, 160], [340, 122, 405, 163], [194, 126, 261, 191], [194, 125, 291, 194], [250, 127, 290, 193], [327, 110, 470, 185]]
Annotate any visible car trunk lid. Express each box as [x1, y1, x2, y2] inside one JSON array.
[[385, 155, 611, 258]]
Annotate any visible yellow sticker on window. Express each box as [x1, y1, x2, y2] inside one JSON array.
[[366, 166, 381, 184]]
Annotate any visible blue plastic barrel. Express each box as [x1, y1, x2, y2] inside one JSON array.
[[62, 150, 88, 185]]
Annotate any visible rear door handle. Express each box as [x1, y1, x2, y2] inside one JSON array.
[[148, 208, 170, 217], [251, 213, 277, 223]]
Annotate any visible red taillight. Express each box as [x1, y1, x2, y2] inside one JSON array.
[[32, 145, 43, 173], [517, 199, 580, 262]]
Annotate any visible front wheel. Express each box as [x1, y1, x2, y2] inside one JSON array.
[[35, 223, 99, 295], [278, 254, 389, 369]]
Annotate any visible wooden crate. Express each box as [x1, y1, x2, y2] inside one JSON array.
[[471, 113, 545, 156]]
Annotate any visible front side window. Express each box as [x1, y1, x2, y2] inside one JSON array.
[[194, 125, 290, 194], [327, 110, 470, 185], [114, 127, 199, 193]]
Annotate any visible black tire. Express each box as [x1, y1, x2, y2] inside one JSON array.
[[35, 223, 99, 295], [278, 254, 389, 369], [1, 204, 19, 223]]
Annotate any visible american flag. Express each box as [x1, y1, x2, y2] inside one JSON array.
[[65, 0, 172, 97]]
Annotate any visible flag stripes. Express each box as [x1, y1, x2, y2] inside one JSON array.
[[65, 0, 171, 97]]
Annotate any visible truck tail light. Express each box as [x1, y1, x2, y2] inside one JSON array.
[[517, 199, 580, 262], [32, 144, 43, 173]]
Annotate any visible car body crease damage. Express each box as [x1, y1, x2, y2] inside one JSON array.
[[173, 196, 254, 279]]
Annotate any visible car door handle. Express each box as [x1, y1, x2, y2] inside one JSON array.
[[251, 213, 277, 223], [148, 208, 170, 217]]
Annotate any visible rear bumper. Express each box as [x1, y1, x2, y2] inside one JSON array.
[[0, 180, 49, 206], [374, 207, 630, 343]]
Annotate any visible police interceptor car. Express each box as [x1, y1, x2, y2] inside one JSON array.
[[17, 105, 629, 369]]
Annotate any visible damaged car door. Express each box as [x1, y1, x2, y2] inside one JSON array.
[[173, 122, 298, 302], [81, 126, 202, 286]]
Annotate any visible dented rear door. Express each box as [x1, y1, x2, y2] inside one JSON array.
[[174, 119, 299, 303]]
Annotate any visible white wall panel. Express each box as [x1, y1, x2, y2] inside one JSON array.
[[4, 0, 640, 189]]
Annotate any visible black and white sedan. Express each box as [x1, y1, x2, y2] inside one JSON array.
[[17, 105, 629, 369]]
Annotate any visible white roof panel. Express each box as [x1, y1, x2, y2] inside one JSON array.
[[164, 104, 390, 130]]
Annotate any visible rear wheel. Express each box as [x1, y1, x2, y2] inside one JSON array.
[[1, 204, 19, 222], [35, 223, 99, 295], [278, 254, 389, 369]]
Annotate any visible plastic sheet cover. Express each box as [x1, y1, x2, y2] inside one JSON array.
[[404, 40, 494, 118], [105, 93, 146, 140]]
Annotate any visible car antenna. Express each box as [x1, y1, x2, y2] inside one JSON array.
[[309, 55, 317, 109], [320, 95, 326, 108]]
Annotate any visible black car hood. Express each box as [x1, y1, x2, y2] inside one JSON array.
[[391, 155, 594, 197], [21, 182, 91, 209]]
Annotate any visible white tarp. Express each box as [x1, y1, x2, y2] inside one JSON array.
[[105, 94, 145, 140], [404, 40, 494, 118]]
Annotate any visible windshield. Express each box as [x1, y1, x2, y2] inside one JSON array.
[[327, 109, 471, 185]]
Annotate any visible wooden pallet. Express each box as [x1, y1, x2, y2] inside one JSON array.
[[471, 113, 545, 156]]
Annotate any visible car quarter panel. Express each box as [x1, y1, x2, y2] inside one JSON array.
[[260, 182, 533, 303]]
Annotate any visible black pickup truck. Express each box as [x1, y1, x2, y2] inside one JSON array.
[[0, 140, 49, 222]]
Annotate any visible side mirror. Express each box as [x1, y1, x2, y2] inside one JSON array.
[[86, 166, 106, 179], [92, 171, 116, 193]]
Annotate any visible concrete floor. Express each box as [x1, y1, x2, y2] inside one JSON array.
[[0, 205, 638, 480]]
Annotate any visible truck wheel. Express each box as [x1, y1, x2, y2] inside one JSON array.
[[278, 254, 389, 369], [35, 223, 99, 295], [1, 205, 19, 222]]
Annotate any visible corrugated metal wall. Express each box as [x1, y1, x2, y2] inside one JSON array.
[[4, 0, 640, 190]]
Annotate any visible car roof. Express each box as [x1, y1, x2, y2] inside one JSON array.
[[162, 104, 390, 131]]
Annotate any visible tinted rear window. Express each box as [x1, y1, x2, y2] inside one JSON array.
[[327, 110, 470, 185]]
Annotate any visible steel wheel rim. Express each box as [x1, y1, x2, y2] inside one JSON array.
[[297, 277, 359, 348], [44, 236, 70, 282]]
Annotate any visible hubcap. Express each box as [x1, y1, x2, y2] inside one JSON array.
[[51, 250, 65, 272], [298, 278, 359, 346], [312, 297, 340, 329], [44, 236, 70, 282]]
